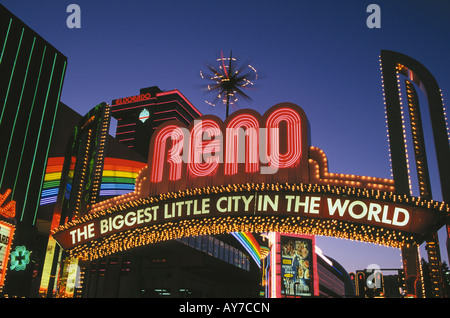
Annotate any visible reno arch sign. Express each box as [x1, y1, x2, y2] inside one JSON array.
[[51, 103, 449, 258]]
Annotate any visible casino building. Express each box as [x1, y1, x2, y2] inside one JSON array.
[[111, 86, 203, 159], [0, 4, 67, 296]]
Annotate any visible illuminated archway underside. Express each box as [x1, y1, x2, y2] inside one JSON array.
[[52, 183, 449, 261]]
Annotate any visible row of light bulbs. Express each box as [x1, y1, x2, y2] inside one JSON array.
[[52, 180, 449, 237], [66, 213, 415, 261], [51, 180, 450, 261]]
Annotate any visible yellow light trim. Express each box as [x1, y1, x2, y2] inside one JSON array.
[[52, 182, 449, 262]]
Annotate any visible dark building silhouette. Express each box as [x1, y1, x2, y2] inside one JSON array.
[[317, 255, 355, 297], [0, 4, 67, 296], [33, 101, 148, 297], [350, 269, 404, 298], [111, 86, 202, 158]]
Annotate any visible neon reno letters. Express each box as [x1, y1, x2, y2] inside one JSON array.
[[148, 103, 309, 195]]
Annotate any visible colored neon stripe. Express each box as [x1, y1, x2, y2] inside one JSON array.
[[4, 36, 36, 193], [104, 157, 146, 167], [99, 189, 133, 197], [102, 170, 139, 179], [101, 177, 136, 184], [44, 172, 62, 182], [45, 165, 66, 173], [0, 27, 24, 126], [40, 196, 58, 205], [33, 57, 66, 225], [35, 58, 67, 197], [103, 162, 145, 170], [100, 183, 135, 190], [231, 232, 261, 267], [40, 157, 146, 205], [232, 233, 260, 267], [153, 108, 190, 124], [0, 18, 12, 65], [46, 157, 65, 166], [41, 188, 59, 197], [13, 46, 48, 196], [43, 180, 60, 189], [242, 232, 261, 259], [103, 166, 142, 174], [0, 28, 24, 185], [22, 51, 57, 221]]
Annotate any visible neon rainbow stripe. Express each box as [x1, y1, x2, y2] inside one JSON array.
[[231, 232, 261, 268], [40, 157, 146, 205], [41, 157, 67, 205], [100, 158, 146, 197]]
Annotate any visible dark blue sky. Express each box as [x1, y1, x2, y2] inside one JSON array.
[[2, 0, 449, 274]]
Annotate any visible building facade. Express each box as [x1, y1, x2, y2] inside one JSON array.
[[111, 86, 202, 158], [0, 4, 67, 296]]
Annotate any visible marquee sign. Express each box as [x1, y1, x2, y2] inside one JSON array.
[[52, 183, 447, 260], [278, 233, 319, 297], [146, 103, 309, 196], [0, 189, 16, 285], [51, 103, 449, 260], [0, 221, 14, 285], [0, 189, 16, 218]]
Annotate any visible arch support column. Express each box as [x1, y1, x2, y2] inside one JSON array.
[[425, 231, 444, 297], [401, 243, 424, 297]]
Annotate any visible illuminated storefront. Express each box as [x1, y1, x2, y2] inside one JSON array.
[[0, 5, 67, 296]]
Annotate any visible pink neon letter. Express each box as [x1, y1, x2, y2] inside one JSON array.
[[266, 108, 302, 169], [225, 114, 259, 175], [188, 119, 221, 177], [150, 125, 185, 182]]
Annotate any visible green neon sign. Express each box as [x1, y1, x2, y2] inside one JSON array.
[[10, 246, 30, 271]]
